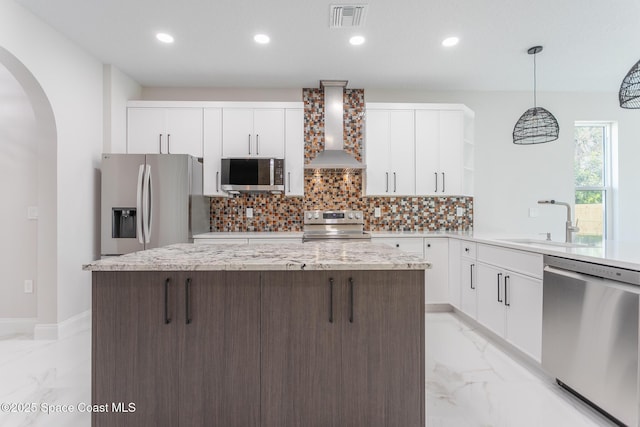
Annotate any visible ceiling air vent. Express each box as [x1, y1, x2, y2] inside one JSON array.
[[329, 4, 368, 28]]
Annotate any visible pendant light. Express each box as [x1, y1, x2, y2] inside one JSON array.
[[512, 46, 559, 144], [619, 59, 640, 108]]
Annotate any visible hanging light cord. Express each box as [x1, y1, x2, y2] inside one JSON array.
[[533, 52, 537, 108]]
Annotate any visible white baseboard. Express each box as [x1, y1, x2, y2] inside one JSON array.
[[33, 309, 91, 340], [426, 303, 453, 313], [0, 317, 37, 337]]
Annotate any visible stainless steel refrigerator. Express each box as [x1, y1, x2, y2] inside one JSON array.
[[101, 153, 209, 257]]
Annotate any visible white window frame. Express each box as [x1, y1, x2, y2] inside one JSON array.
[[574, 121, 615, 239]]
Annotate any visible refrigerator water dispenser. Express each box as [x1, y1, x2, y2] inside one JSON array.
[[112, 208, 136, 238]]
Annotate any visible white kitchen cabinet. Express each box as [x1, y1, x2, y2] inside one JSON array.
[[365, 109, 415, 196], [284, 109, 304, 196], [415, 109, 466, 195], [447, 238, 461, 309], [476, 244, 543, 361], [424, 238, 449, 304], [203, 108, 227, 197], [460, 242, 477, 319], [127, 107, 203, 156], [222, 108, 285, 158], [372, 237, 424, 257]]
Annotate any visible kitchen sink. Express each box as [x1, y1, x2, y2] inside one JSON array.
[[498, 238, 593, 248]]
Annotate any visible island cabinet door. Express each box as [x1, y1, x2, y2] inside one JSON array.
[[92, 272, 179, 427], [177, 271, 261, 427], [339, 270, 425, 427], [260, 271, 342, 427]]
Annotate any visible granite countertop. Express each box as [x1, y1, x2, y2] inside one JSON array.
[[83, 241, 431, 272], [193, 231, 304, 239]]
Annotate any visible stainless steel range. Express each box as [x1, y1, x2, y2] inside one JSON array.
[[303, 210, 371, 242]]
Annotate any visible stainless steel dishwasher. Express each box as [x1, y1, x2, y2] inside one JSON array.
[[542, 255, 640, 426]]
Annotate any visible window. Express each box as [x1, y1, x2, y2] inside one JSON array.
[[574, 122, 614, 242]]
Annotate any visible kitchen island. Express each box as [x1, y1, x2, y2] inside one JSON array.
[[84, 242, 429, 427]]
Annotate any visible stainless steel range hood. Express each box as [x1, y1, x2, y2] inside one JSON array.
[[305, 80, 365, 170]]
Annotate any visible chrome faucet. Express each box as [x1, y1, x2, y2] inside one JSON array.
[[538, 200, 580, 243]]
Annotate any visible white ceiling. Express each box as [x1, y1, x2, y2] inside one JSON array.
[[16, 0, 640, 92]]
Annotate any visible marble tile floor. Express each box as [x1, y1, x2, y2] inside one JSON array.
[[0, 312, 616, 427]]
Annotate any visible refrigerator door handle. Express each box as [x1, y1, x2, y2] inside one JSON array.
[[136, 164, 145, 244], [143, 164, 153, 244]]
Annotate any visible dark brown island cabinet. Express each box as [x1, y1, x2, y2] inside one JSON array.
[[92, 270, 424, 427]]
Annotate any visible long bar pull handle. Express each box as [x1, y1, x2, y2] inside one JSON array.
[[435, 172, 438, 192], [470, 264, 475, 289], [167, 134, 171, 154], [497, 273, 503, 302], [349, 277, 354, 323], [142, 165, 153, 244], [256, 134, 259, 155], [185, 278, 192, 324], [164, 278, 172, 324], [393, 172, 397, 193], [504, 275, 510, 307], [329, 277, 334, 323], [385, 172, 389, 193], [136, 164, 145, 244], [442, 172, 445, 193], [248, 134, 252, 155], [158, 134, 163, 153], [288, 172, 291, 192], [216, 171, 219, 192]]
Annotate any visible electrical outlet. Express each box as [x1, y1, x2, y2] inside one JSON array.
[[456, 207, 464, 217], [374, 207, 381, 218], [391, 206, 397, 213], [24, 280, 33, 293], [246, 208, 253, 218], [27, 206, 38, 220]]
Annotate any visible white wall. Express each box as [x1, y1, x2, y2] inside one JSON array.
[[104, 65, 142, 153], [141, 86, 301, 102], [0, 62, 37, 319], [366, 89, 640, 242], [0, 0, 105, 327]]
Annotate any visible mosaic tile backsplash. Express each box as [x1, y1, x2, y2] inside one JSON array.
[[208, 88, 473, 232]]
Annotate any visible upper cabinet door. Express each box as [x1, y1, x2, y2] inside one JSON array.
[[388, 110, 415, 196], [365, 110, 391, 196], [222, 108, 254, 157], [438, 110, 464, 196], [253, 109, 285, 158], [165, 108, 203, 157], [127, 108, 166, 154], [284, 109, 304, 196], [415, 110, 440, 195], [203, 108, 226, 196]]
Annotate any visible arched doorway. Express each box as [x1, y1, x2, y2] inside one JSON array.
[[0, 46, 57, 333]]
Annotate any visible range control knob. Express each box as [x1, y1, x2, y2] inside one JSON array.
[[355, 212, 362, 219], [307, 213, 313, 219], [314, 212, 320, 219], [348, 212, 354, 219]]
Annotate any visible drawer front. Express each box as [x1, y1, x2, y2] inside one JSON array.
[[477, 244, 543, 279], [248, 238, 302, 244], [372, 238, 425, 258], [460, 241, 477, 259]]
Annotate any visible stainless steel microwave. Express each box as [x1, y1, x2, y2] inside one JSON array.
[[221, 158, 285, 193]]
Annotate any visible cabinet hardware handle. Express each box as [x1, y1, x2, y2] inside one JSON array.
[[470, 264, 475, 289], [497, 273, 503, 302], [396, 243, 400, 248], [248, 134, 251, 155], [442, 172, 445, 193], [164, 278, 172, 324], [288, 172, 291, 192], [256, 134, 259, 155], [385, 172, 389, 193], [216, 171, 219, 192], [329, 277, 334, 323], [427, 243, 431, 248], [465, 247, 469, 253], [167, 134, 171, 154], [434, 172, 438, 192], [349, 277, 354, 323], [504, 275, 510, 307], [185, 278, 192, 324], [393, 172, 397, 192], [159, 134, 163, 154]]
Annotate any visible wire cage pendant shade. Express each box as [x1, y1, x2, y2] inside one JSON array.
[[619, 58, 640, 108], [513, 46, 559, 144]]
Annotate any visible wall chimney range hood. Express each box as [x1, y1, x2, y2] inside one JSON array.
[[305, 80, 365, 171]]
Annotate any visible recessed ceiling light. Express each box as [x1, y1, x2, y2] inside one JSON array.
[[254, 34, 270, 44], [349, 35, 365, 46], [442, 36, 459, 47], [156, 33, 174, 44]]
